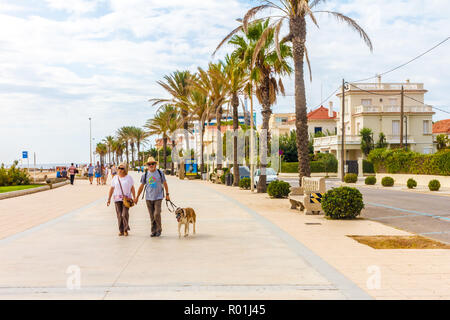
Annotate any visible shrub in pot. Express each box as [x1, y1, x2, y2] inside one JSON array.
[[344, 173, 358, 183], [239, 177, 251, 190], [381, 176, 394, 187], [267, 180, 291, 198], [365, 176, 376, 185], [428, 180, 441, 191], [407, 178, 417, 189], [322, 187, 365, 219]]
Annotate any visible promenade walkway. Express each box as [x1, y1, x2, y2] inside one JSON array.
[[0, 173, 448, 299]]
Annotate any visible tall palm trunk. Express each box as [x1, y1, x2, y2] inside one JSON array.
[[232, 93, 240, 186], [171, 140, 175, 175], [200, 123, 206, 176], [163, 136, 168, 170], [130, 143, 135, 167], [125, 142, 129, 165], [216, 106, 223, 170], [137, 142, 141, 167], [257, 75, 272, 193], [291, 15, 311, 187]]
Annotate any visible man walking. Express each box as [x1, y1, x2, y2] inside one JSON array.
[[87, 163, 94, 185], [68, 163, 77, 185], [136, 157, 170, 238]]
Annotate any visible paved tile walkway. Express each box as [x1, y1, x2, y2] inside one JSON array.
[[0, 173, 369, 300]]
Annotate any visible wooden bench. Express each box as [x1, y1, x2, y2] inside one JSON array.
[[289, 177, 326, 215]]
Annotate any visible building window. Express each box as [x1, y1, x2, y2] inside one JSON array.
[[361, 99, 372, 106], [388, 98, 398, 106], [392, 120, 400, 136], [276, 117, 288, 124], [423, 147, 433, 154], [423, 120, 430, 134], [315, 127, 322, 134]]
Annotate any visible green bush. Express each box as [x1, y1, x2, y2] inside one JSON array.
[[267, 180, 291, 198], [0, 162, 30, 186], [363, 160, 375, 174], [368, 148, 450, 176], [239, 177, 251, 190], [428, 180, 441, 191], [322, 187, 365, 219], [281, 153, 338, 174], [365, 176, 377, 185], [407, 178, 417, 189], [344, 173, 358, 183], [381, 176, 395, 187]]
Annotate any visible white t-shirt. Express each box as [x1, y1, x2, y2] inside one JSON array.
[[111, 175, 134, 202]]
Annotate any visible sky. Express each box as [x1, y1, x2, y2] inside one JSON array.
[[0, 0, 449, 165]]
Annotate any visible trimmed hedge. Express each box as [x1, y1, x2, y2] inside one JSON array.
[[368, 148, 450, 176], [407, 178, 417, 189], [267, 180, 291, 198], [365, 176, 377, 185], [239, 177, 251, 190], [381, 176, 395, 187], [344, 173, 358, 183], [281, 154, 338, 174], [322, 187, 365, 219], [428, 180, 441, 191], [363, 160, 375, 174]]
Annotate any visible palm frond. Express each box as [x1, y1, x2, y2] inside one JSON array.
[[243, 5, 270, 34], [274, 18, 285, 62], [304, 46, 313, 82], [315, 11, 373, 51], [251, 26, 272, 67], [213, 25, 244, 56]]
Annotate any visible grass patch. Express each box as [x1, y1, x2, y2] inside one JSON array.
[[0, 185, 43, 194], [348, 235, 450, 249]]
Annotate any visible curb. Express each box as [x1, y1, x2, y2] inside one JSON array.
[[0, 181, 70, 200], [337, 182, 450, 196]]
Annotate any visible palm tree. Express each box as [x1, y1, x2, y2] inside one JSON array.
[[117, 126, 133, 165], [95, 143, 108, 165], [130, 127, 149, 167], [145, 105, 175, 170], [103, 136, 115, 164], [216, 20, 292, 192], [359, 128, 374, 156], [150, 71, 194, 153], [220, 1, 373, 186], [216, 54, 248, 186]]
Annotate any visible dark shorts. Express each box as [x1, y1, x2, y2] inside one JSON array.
[[88, 174, 94, 177]]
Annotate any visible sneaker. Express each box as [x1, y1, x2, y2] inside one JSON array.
[[150, 233, 157, 237]]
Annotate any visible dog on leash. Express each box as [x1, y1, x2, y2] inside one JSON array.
[[175, 207, 196, 238]]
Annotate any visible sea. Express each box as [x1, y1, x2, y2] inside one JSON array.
[[5, 163, 90, 170]]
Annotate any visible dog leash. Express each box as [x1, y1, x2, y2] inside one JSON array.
[[165, 199, 179, 213]]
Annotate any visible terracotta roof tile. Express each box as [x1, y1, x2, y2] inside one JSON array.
[[307, 106, 337, 120], [433, 119, 450, 134]]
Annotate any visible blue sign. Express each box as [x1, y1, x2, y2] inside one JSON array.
[[22, 151, 28, 159], [185, 159, 198, 176]]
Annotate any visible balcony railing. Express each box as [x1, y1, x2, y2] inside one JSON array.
[[386, 135, 416, 144], [354, 105, 433, 114], [313, 135, 361, 147], [349, 83, 424, 91]]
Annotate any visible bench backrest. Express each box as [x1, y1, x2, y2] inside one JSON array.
[[302, 177, 326, 194]]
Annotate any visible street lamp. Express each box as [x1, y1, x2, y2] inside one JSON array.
[[89, 119, 93, 163]]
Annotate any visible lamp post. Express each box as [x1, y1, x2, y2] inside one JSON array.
[[89, 118, 92, 164]]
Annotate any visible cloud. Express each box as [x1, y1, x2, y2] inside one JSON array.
[[0, 0, 448, 165]]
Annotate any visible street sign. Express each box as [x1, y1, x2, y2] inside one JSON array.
[[22, 151, 28, 159]]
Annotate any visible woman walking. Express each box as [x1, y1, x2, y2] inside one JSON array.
[[107, 163, 136, 237], [95, 161, 102, 185]]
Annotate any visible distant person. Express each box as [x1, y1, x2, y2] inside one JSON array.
[[95, 161, 102, 185], [87, 163, 94, 185], [68, 163, 76, 185], [62, 168, 68, 179], [111, 164, 118, 178], [103, 165, 109, 185], [56, 169, 61, 178], [107, 163, 136, 237]]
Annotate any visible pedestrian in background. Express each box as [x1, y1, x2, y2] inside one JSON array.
[[95, 161, 102, 185], [88, 163, 94, 185], [68, 163, 76, 185]]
